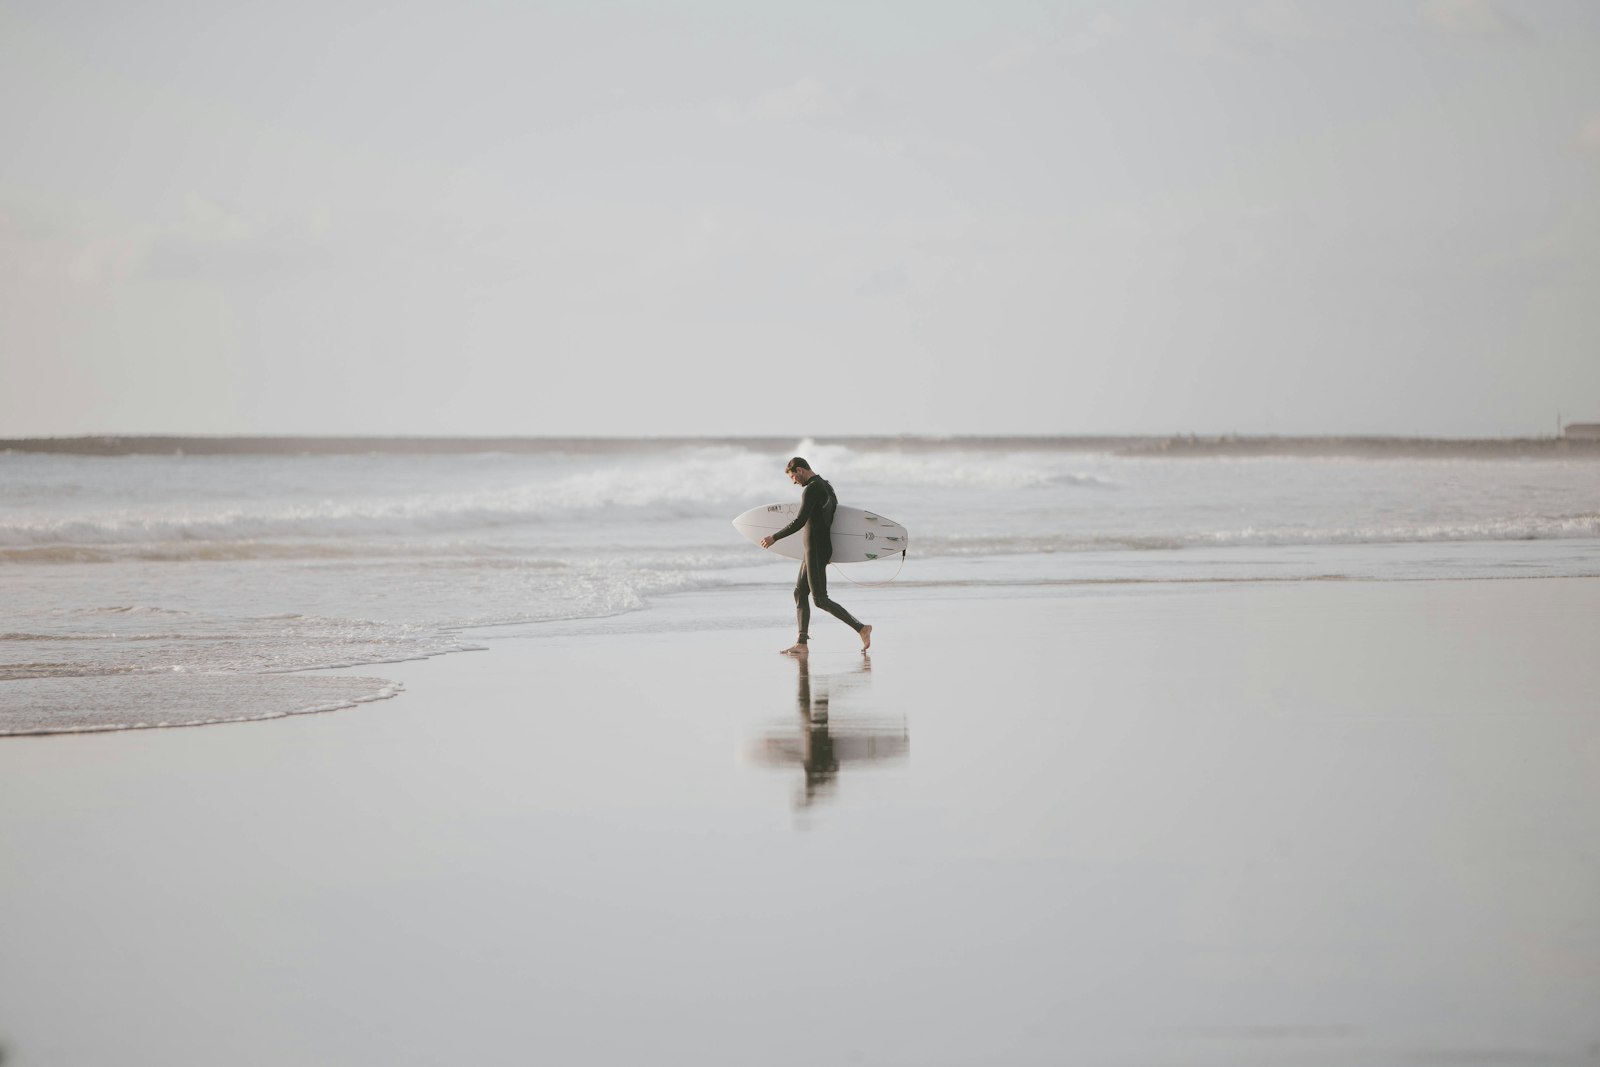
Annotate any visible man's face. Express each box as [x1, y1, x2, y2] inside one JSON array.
[[787, 467, 808, 485]]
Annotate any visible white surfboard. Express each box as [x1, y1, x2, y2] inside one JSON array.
[[732, 502, 910, 563]]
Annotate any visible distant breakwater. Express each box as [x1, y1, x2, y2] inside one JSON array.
[[3, 435, 1598, 459]]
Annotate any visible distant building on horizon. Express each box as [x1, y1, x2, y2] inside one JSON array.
[[1563, 423, 1600, 440]]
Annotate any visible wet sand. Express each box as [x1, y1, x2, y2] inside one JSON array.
[[1, 577, 1598, 1066]]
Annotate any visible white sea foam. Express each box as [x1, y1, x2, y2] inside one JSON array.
[[3, 440, 1598, 733], [0, 674, 402, 735], [0, 442, 1119, 549], [918, 513, 1600, 555]]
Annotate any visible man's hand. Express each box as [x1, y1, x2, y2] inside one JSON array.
[[760, 535, 775, 548]]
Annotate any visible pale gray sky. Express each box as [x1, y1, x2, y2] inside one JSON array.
[[2, 0, 1597, 437]]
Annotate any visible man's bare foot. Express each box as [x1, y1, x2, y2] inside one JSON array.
[[780, 643, 809, 656], [859, 624, 872, 651]]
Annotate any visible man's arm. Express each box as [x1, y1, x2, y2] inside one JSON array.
[[769, 481, 820, 543]]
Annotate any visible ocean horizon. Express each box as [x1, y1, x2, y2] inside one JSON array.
[[5, 432, 1600, 458]]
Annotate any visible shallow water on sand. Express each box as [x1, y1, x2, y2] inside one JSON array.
[[1, 578, 1597, 1065]]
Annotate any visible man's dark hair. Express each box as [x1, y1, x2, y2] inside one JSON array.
[[785, 457, 811, 473]]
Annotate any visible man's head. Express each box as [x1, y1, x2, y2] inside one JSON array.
[[785, 457, 813, 485]]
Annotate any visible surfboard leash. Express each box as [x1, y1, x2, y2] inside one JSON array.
[[831, 549, 907, 588]]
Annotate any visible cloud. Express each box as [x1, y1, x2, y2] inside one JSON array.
[[1582, 117, 1600, 150], [852, 262, 910, 299], [1060, 12, 1125, 56], [724, 77, 860, 123], [1241, 0, 1317, 42], [0, 192, 351, 288], [181, 194, 258, 242], [0, 199, 141, 286], [1152, 14, 1230, 57], [1420, 0, 1527, 36], [984, 12, 1123, 71], [987, 6, 1330, 70], [135, 196, 337, 283]]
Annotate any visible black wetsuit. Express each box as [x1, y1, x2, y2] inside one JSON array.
[[771, 474, 864, 644]]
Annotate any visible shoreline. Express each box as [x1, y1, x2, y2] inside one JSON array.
[[6, 562, 1600, 737], [4, 559, 1597, 741]]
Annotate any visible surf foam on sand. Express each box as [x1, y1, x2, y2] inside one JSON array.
[[3, 436, 1598, 733], [0, 674, 402, 735]]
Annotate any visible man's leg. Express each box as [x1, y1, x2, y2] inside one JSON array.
[[809, 556, 871, 650], [781, 563, 812, 654]]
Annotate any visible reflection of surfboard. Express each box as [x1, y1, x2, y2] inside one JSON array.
[[749, 732, 911, 765], [732, 502, 910, 563]]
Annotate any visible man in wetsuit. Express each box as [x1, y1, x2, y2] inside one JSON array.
[[761, 457, 873, 655]]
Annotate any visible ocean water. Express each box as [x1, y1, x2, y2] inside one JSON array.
[[4, 437, 1598, 733]]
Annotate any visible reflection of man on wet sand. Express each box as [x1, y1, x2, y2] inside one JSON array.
[[793, 653, 839, 807], [749, 654, 908, 811], [760, 457, 872, 655]]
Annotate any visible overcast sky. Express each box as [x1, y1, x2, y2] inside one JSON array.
[[2, 0, 1597, 437]]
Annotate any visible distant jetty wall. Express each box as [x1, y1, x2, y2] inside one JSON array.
[[3, 435, 1600, 458], [1113, 435, 1600, 458]]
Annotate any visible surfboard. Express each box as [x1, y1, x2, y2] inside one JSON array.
[[732, 502, 910, 563]]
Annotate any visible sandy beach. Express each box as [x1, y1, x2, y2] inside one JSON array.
[[2, 576, 1598, 1066], [10, 0, 1600, 1059]]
